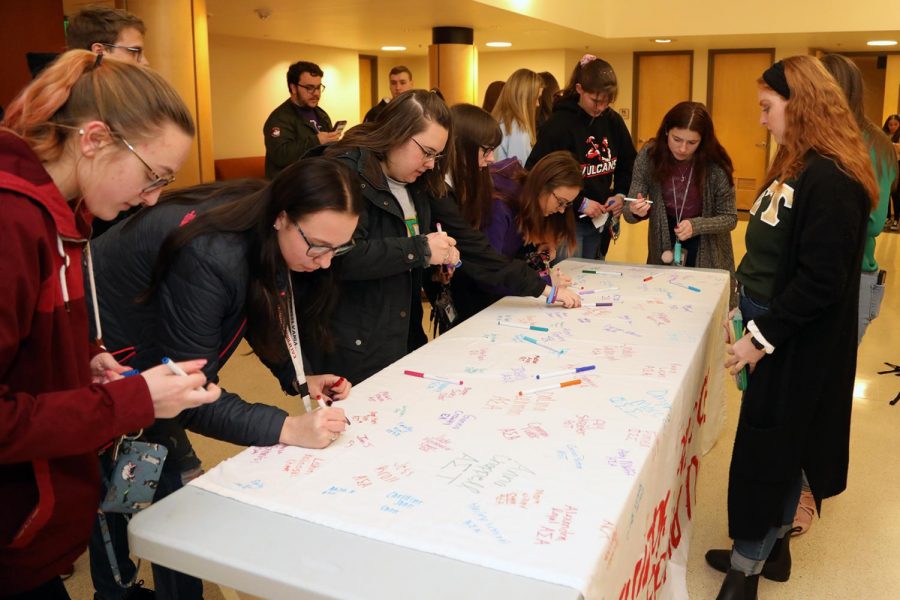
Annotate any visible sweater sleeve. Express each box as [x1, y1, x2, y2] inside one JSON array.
[[624, 148, 653, 224], [431, 193, 546, 298], [688, 165, 738, 236], [753, 160, 869, 348], [0, 200, 153, 462]]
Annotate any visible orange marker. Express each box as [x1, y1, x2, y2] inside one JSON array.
[[518, 378, 582, 396]]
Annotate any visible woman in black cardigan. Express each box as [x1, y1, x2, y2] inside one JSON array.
[[704, 57, 878, 599]]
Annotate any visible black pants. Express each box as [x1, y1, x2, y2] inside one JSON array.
[[2, 577, 70, 600]]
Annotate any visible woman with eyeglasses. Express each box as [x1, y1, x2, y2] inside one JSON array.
[[308, 89, 577, 385], [441, 104, 581, 325], [623, 101, 738, 305], [526, 55, 637, 262], [0, 50, 221, 599], [85, 157, 360, 598]]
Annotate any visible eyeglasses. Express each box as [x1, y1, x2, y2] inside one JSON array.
[[117, 136, 175, 194], [295, 222, 355, 258], [101, 43, 143, 62], [551, 190, 577, 210], [410, 137, 444, 162], [295, 83, 326, 94], [479, 145, 497, 155]]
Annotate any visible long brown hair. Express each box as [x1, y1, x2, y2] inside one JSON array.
[[821, 54, 898, 188], [648, 101, 734, 187], [143, 158, 362, 359], [2, 50, 194, 162], [760, 56, 878, 209], [328, 89, 451, 198], [497, 151, 580, 251], [448, 104, 502, 229]]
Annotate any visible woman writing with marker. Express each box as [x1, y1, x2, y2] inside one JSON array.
[[705, 56, 876, 598], [527, 55, 637, 261], [623, 101, 738, 305], [87, 159, 358, 598], [444, 104, 581, 324], [0, 51, 219, 598], [311, 89, 578, 385]]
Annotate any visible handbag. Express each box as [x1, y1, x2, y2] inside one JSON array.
[[429, 283, 458, 337], [98, 432, 168, 588]]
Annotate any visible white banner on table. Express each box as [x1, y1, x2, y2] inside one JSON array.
[[191, 261, 730, 599]]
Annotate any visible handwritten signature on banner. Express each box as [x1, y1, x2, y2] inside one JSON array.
[[616, 372, 708, 599], [437, 453, 535, 495]]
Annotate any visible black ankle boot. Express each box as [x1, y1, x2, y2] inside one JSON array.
[[705, 534, 791, 582], [715, 569, 759, 600]]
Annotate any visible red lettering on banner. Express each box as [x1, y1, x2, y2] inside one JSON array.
[[617, 370, 709, 599]]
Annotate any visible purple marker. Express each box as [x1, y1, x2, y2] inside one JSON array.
[[535, 365, 596, 380]]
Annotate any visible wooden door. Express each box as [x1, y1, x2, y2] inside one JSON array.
[[634, 52, 692, 150], [359, 55, 377, 123], [709, 50, 774, 211]]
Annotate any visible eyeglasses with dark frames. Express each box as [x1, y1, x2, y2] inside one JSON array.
[[117, 136, 176, 194], [101, 43, 143, 62], [295, 83, 326, 94], [551, 190, 577, 210], [294, 222, 355, 258], [479, 144, 497, 156], [410, 137, 444, 162]]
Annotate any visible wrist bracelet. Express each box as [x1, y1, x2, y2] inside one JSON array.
[[749, 335, 765, 351], [546, 286, 558, 304]]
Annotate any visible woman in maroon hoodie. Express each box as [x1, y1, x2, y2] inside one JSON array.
[[0, 51, 220, 599]]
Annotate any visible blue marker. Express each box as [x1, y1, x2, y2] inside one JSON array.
[[522, 336, 563, 355], [536, 365, 596, 380], [121, 368, 140, 377], [498, 321, 549, 333]]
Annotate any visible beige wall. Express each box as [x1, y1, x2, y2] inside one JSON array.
[[209, 34, 360, 160], [885, 55, 900, 122], [478, 49, 569, 107]]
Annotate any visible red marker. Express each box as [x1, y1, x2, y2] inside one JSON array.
[[403, 370, 463, 385], [643, 276, 653, 282], [330, 376, 346, 390]]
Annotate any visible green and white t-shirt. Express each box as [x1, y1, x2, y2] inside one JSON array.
[[736, 178, 797, 302], [386, 175, 419, 237]]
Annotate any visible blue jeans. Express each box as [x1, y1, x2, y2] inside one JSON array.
[[90, 454, 203, 599], [730, 286, 801, 575]]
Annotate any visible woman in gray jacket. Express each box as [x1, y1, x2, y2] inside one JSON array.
[[623, 101, 737, 305]]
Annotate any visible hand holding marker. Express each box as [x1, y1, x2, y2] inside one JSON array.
[[436, 223, 462, 268]]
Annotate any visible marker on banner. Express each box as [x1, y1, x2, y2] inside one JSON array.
[[643, 276, 654, 282], [522, 336, 563, 355], [318, 395, 351, 425], [518, 378, 582, 396], [498, 321, 549, 332], [403, 370, 463, 385], [671, 280, 702, 292], [579, 287, 618, 295], [582, 269, 622, 276], [535, 365, 595, 380], [588, 302, 614, 307]]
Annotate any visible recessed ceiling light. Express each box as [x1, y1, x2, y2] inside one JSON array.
[[654, 39, 673, 44], [486, 41, 512, 48], [381, 46, 406, 51], [867, 40, 897, 46]]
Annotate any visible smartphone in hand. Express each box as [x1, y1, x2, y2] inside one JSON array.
[[332, 120, 347, 134]]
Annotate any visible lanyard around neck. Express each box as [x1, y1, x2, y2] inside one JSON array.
[[282, 277, 310, 411], [671, 162, 694, 226]]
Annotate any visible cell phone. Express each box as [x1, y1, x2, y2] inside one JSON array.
[[332, 120, 347, 133]]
